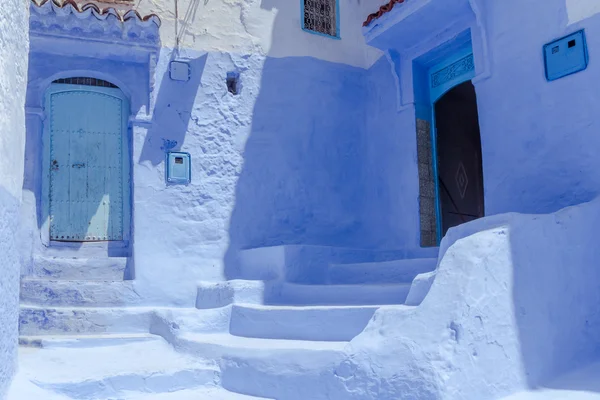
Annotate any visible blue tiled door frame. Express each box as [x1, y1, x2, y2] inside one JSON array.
[[42, 83, 131, 244], [428, 46, 476, 244]]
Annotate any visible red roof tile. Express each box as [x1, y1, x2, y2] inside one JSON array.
[[31, 0, 161, 25], [363, 0, 406, 27]]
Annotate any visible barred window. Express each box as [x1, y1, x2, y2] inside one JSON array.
[[303, 0, 338, 38]]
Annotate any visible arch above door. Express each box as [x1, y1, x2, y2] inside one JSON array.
[[429, 47, 476, 104]]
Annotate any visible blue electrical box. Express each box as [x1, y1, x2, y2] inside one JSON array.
[[544, 30, 588, 81], [169, 61, 191, 82], [166, 152, 191, 184]]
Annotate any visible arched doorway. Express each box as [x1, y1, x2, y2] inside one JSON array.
[[434, 80, 484, 237], [44, 77, 130, 242]]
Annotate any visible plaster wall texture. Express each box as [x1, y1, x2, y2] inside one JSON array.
[[133, 0, 383, 68], [0, 0, 29, 397], [23, 41, 373, 303], [23, 0, 600, 301], [358, 0, 600, 249], [315, 198, 600, 400], [476, 0, 600, 215], [134, 49, 370, 302], [362, 56, 420, 249]]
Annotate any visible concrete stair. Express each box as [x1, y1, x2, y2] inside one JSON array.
[[19, 305, 231, 336], [195, 279, 413, 307], [171, 333, 347, 400], [327, 257, 437, 284], [229, 303, 381, 341], [19, 333, 158, 348], [15, 337, 219, 400], [121, 387, 273, 399], [20, 279, 142, 307], [274, 282, 412, 305], [17, 245, 439, 400], [196, 280, 272, 309], [236, 244, 437, 283], [31, 254, 127, 281], [19, 305, 155, 336]]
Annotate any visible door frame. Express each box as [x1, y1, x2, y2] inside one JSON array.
[[41, 83, 131, 246], [428, 46, 476, 244]]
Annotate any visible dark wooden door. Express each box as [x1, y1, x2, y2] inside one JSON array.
[[434, 81, 484, 237]]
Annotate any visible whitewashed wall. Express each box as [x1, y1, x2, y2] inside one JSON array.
[[0, 0, 29, 397], [135, 0, 382, 67]]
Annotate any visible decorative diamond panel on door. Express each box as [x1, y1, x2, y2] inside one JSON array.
[[48, 88, 124, 241]]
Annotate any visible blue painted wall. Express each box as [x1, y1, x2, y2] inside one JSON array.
[[0, 189, 22, 397], [362, 56, 420, 250], [133, 50, 372, 294], [24, 45, 377, 301], [359, 0, 600, 255], [0, 0, 28, 395], [23, 0, 600, 304], [228, 56, 367, 249], [477, 0, 600, 215]]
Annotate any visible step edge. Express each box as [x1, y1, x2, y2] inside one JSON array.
[[232, 303, 381, 311], [329, 257, 438, 268], [179, 332, 350, 350]]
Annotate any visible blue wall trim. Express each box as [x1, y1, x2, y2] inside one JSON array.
[[429, 46, 475, 103], [300, 0, 341, 39]]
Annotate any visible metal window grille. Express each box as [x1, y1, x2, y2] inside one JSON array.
[[303, 0, 337, 37], [53, 77, 118, 88]]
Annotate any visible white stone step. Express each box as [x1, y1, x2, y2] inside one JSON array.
[[405, 270, 437, 306], [172, 333, 347, 400], [16, 339, 219, 399], [273, 282, 411, 306], [196, 280, 272, 309], [20, 279, 142, 307], [229, 303, 380, 341], [237, 245, 439, 283], [175, 332, 347, 359], [327, 257, 437, 284], [31, 254, 127, 281], [120, 387, 273, 399], [19, 333, 161, 348], [19, 306, 231, 336], [19, 305, 155, 336]]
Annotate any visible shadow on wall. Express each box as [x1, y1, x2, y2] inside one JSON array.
[[23, 51, 205, 260], [509, 202, 600, 391], [494, 0, 600, 392], [223, 1, 370, 279], [324, 199, 600, 400], [479, 1, 600, 388], [139, 52, 207, 165], [480, 0, 600, 217], [24, 58, 146, 258]]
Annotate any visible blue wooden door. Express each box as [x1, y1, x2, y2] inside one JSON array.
[[47, 85, 128, 241]]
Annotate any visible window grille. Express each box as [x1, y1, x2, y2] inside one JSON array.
[[303, 0, 338, 37], [53, 77, 118, 88]]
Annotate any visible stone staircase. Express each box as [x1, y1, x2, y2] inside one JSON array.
[[15, 245, 438, 400]]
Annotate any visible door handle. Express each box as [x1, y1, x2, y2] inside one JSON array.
[[72, 163, 86, 168]]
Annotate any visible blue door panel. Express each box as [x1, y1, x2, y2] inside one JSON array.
[[48, 86, 126, 242]]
